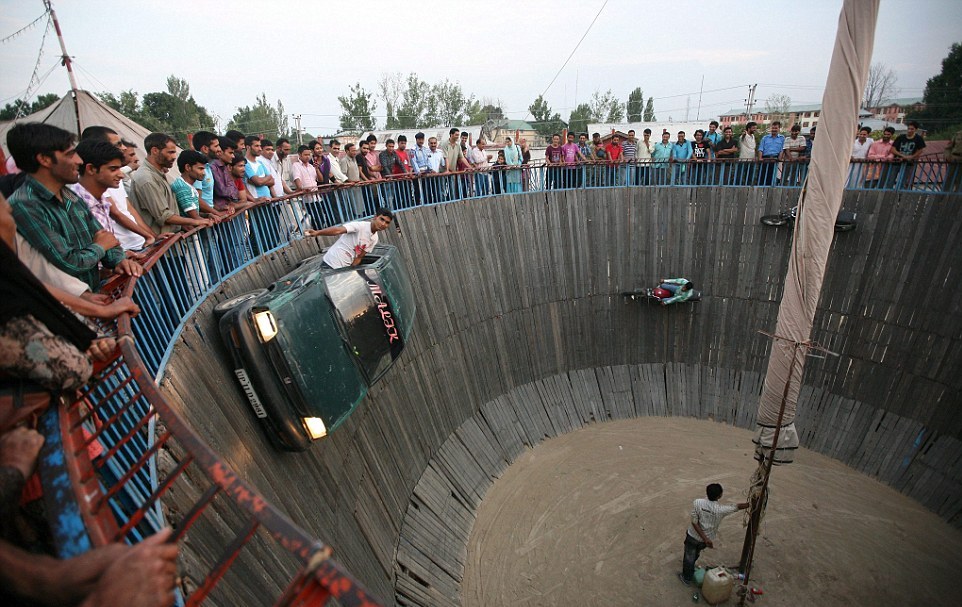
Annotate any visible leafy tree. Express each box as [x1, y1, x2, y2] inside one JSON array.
[[568, 103, 593, 134], [627, 88, 644, 122], [643, 97, 656, 121], [589, 89, 624, 123], [529, 95, 566, 137], [95, 75, 214, 145], [909, 42, 962, 137], [338, 82, 377, 133], [469, 99, 504, 125], [0, 93, 61, 120], [395, 74, 432, 128], [431, 79, 473, 126], [228, 93, 289, 140]]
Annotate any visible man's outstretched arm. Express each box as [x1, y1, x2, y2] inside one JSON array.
[[305, 225, 347, 237]]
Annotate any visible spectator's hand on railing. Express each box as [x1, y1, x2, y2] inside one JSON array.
[[79, 528, 179, 607], [87, 337, 117, 362], [80, 292, 112, 305], [114, 259, 144, 278], [97, 296, 141, 320], [0, 426, 44, 480], [94, 229, 121, 251]]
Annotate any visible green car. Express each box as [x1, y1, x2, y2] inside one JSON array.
[[217, 244, 416, 451]]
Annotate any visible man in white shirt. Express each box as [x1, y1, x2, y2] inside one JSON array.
[[850, 127, 875, 186], [306, 207, 394, 268], [680, 483, 748, 586], [259, 139, 287, 198], [851, 127, 874, 160]]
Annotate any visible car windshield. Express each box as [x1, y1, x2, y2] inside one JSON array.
[[325, 269, 402, 382]]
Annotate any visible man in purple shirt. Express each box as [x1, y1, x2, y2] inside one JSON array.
[[562, 132, 582, 188], [545, 134, 565, 190], [211, 140, 240, 211]]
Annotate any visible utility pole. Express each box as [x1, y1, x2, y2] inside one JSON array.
[[744, 84, 758, 122], [696, 75, 704, 121], [44, 0, 81, 134]]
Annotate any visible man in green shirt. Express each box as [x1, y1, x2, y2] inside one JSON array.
[[129, 133, 210, 235], [6, 122, 142, 292]]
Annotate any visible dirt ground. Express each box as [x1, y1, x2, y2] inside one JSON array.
[[461, 418, 960, 607]]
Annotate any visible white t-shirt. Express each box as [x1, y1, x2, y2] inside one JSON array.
[[259, 156, 285, 198], [105, 181, 147, 250], [738, 133, 757, 159], [851, 138, 873, 160], [687, 498, 739, 541], [322, 220, 379, 268]]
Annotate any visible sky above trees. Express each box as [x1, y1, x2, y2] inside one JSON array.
[[1, 0, 959, 136]]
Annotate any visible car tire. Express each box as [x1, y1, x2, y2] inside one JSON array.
[[213, 289, 268, 320], [760, 214, 789, 227]]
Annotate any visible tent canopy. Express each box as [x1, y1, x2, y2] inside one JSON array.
[[0, 90, 157, 161]]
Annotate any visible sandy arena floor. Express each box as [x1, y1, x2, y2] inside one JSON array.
[[461, 418, 959, 606]]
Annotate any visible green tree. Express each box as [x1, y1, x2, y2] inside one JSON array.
[[627, 87, 644, 122], [431, 79, 473, 126], [228, 93, 289, 140], [909, 42, 962, 137], [590, 89, 624, 123], [643, 97, 656, 121], [0, 93, 61, 120], [529, 95, 565, 137], [338, 82, 377, 133], [468, 99, 504, 125], [568, 103, 593, 134], [395, 74, 432, 129], [96, 76, 214, 145]]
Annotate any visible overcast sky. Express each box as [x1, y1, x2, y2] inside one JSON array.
[[1, 0, 959, 135]]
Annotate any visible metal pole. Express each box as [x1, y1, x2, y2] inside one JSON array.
[[44, 0, 81, 134]]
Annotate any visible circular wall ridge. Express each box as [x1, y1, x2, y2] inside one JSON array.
[[161, 188, 962, 604]]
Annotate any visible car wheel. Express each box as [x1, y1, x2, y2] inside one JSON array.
[[213, 289, 268, 320], [760, 214, 789, 227]]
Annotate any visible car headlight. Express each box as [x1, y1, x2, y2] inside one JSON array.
[[303, 417, 327, 440], [252, 310, 278, 342]]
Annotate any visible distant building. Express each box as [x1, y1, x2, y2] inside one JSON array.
[[588, 121, 712, 140], [719, 98, 924, 131]]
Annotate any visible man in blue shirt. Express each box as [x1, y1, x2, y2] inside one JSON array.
[[757, 121, 785, 185], [652, 131, 673, 185], [670, 131, 692, 185], [705, 121, 722, 147], [244, 136, 274, 202]]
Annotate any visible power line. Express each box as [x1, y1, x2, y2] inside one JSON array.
[[526, 0, 610, 119]]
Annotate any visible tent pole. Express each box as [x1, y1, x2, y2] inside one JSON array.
[[44, 0, 81, 133]]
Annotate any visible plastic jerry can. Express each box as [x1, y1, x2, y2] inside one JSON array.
[[700, 567, 734, 604]]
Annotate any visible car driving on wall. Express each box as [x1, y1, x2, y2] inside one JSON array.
[[216, 243, 416, 451]]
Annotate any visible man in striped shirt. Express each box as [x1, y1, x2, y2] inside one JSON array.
[[680, 483, 748, 585], [7, 123, 142, 292]]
